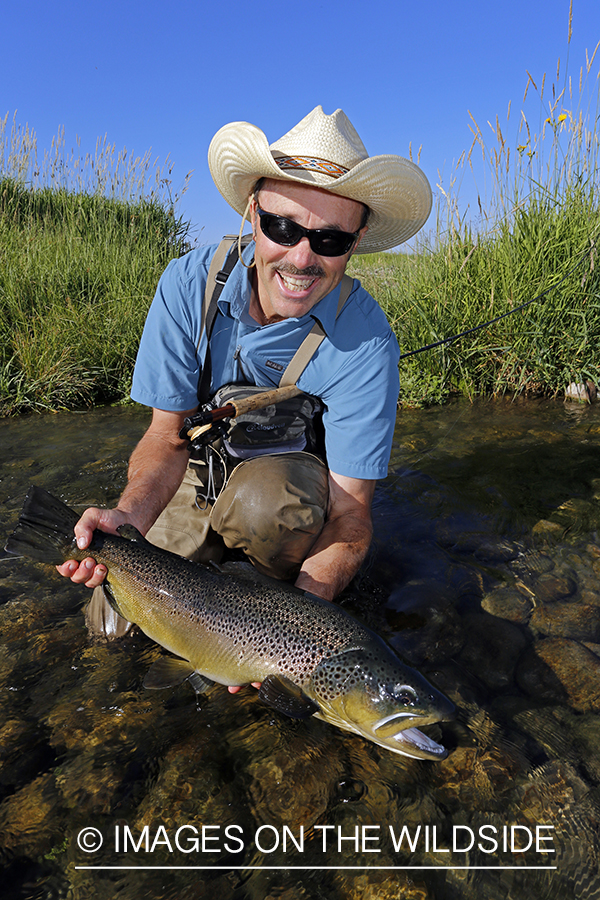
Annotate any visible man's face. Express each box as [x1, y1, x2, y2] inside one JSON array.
[[249, 179, 367, 323]]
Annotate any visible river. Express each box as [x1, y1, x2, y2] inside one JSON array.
[[1, 398, 599, 899]]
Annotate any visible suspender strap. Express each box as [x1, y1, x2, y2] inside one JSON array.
[[197, 234, 253, 403], [279, 274, 354, 387], [199, 236, 237, 345]]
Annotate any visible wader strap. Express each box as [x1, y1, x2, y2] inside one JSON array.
[[279, 274, 354, 387], [197, 234, 253, 403], [200, 235, 237, 346]]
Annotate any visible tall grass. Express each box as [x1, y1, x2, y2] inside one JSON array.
[[0, 114, 192, 414], [2, 41, 599, 415], [350, 43, 600, 405]]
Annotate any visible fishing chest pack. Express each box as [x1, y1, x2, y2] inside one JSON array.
[[193, 235, 353, 464]]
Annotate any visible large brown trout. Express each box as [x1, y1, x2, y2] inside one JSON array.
[[5, 485, 454, 759]]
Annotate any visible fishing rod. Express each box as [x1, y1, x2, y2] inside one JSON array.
[[180, 383, 302, 445], [398, 238, 595, 361]]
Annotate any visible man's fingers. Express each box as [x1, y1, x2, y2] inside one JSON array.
[[55, 558, 107, 587], [227, 682, 261, 694]]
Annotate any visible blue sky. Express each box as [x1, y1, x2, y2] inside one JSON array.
[[2, 0, 599, 248]]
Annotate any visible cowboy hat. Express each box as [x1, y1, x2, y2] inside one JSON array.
[[208, 106, 432, 254]]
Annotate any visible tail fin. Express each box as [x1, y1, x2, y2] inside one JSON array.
[[4, 485, 79, 563]]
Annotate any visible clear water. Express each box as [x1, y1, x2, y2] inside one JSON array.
[[1, 399, 600, 900]]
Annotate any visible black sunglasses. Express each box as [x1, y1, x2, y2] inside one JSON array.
[[256, 207, 360, 257]]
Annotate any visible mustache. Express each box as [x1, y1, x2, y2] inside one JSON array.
[[273, 263, 325, 278]]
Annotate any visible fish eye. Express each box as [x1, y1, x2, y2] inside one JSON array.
[[391, 684, 418, 706]]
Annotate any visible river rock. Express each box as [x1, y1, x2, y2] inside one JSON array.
[[0, 771, 65, 857], [510, 551, 555, 579], [546, 498, 600, 537], [532, 572, 577, 603], [532, 519, 566, 541], [580, 589, 600, 606], [565, 381, 597, 402], [481, 585, 533, 623], [387, 579, 466, 664], [516, 638, 600, 711], [389, 603, 465, 665], [530, 602, 600, 641], [457, 614, 528, 690]]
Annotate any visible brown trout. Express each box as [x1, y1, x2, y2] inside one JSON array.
[[5, 485, 454, 759]]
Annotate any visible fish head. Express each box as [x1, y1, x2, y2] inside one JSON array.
[[308, 645, 455, 760]]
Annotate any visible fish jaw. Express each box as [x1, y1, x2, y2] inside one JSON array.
[[313, 705, 451, 760], [371, 710, 451, 759], [308, 647, 455, 761]]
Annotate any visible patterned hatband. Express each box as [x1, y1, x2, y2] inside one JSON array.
[[275, 155, 349, 179]]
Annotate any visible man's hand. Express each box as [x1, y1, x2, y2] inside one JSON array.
[[55, 506, 132, 588], [228, 683, 261, 694], [56, 406, 196, 590]]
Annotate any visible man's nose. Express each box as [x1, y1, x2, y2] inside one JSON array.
[[283, 236, 320, 269]]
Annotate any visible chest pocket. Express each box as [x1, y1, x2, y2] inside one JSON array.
[[212, 383, 323, 460]]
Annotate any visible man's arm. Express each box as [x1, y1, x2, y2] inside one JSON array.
[[294, 471, 375, 601], [56, 407, 196, 587]]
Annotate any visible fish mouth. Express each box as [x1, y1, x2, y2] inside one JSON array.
[[373, 712, 448, 760], [390, 725, 448, 759]]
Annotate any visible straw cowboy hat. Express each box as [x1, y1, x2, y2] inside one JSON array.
[[208, 106, 432, 254]]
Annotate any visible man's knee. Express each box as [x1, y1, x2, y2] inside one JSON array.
[[145, 462, 224, 564], [211, 452, 329, 580]]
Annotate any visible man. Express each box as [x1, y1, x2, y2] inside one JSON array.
[[57, 106, 431, 622]]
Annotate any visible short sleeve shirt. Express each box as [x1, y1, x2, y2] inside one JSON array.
[[131, 241, 400, 480]]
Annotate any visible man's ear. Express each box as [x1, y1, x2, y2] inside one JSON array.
[[248, 194, 258, 240], [349, 225, 368, 257]]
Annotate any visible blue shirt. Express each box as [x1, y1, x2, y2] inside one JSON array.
[[131, 241, 400, 480]]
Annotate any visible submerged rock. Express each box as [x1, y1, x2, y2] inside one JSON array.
[[533, 572, 577, 603], [530, 602, 600, 642], [481, 585, 533, 623], [457, 614, 529, 691], [516, 638, 600, 711], [510, 550, 555, 579]]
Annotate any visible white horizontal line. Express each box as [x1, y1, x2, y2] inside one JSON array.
[[75, 865, 558, 871]]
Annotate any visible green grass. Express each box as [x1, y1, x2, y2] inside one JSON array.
[[349, 42, 600, 406], [1, 40, 599, 414], [0, 116, 192, 414]]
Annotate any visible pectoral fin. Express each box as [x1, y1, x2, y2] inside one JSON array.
[[258, 675, 320, 719], [187, 672, 215, 694], [143, 657, 214, 693]]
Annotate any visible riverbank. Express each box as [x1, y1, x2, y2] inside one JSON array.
[[1, 48, 598, 414]]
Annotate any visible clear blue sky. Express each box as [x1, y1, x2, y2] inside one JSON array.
[[2, 0, 599, 248]]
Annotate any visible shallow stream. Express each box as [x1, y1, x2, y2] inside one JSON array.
[[1, 398, 600, 900]]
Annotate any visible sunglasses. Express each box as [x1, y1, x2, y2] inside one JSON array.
[[256, 207, 361, 257]]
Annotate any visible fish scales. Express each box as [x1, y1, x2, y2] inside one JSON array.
[[5, 485, 455, 759]]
